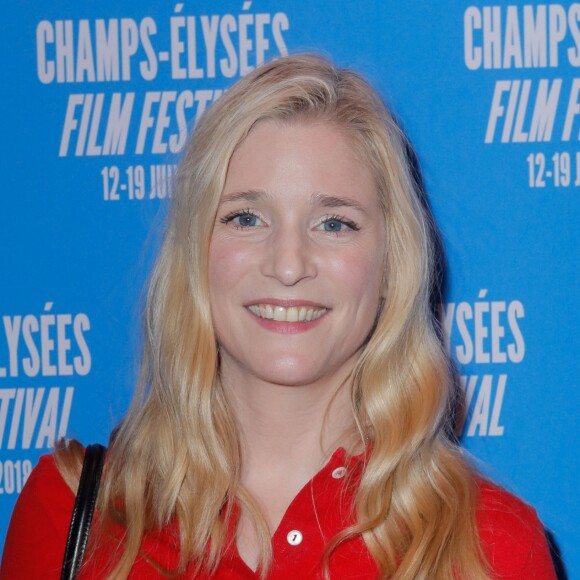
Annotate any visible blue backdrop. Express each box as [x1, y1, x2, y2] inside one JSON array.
[[1, 1, 578, 576]]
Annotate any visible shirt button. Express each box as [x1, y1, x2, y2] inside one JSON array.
[[332, 466, 347, 479], [287, 530, 303, 546]]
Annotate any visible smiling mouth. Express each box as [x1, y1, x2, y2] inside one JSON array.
[[247, 304, 327, 322]]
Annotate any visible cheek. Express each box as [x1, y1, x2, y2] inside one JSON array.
[[208, 238, 251, 290], [326, 247, 384, 307], [208, 242, 237, 326]]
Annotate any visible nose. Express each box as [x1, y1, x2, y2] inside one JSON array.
[[260, 227, 317, 286]]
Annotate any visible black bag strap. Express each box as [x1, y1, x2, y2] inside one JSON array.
[[61, 444, 106, 580]]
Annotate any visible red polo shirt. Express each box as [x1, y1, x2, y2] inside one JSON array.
[[1, 449, 556, 579]]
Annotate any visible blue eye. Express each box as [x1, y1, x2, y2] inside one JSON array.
[[319, 216, 359, 233], [323, 219, 345, 232], [235, 213, 258, 227], [220, 210, 263, 229]]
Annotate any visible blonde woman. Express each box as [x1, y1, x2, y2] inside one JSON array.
[[1, 55, 556, 579]]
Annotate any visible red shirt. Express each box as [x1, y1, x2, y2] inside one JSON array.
[[1, 449, 556, 579]]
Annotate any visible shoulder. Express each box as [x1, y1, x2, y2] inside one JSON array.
[[7, 453, 75, 523], [476, 479, 556, 579], [0, 454, 75, 579]]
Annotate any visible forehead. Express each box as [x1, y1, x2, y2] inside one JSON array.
[[222, 120, 379, 207]]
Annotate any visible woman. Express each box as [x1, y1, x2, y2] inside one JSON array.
[[1, 54, 556, 579]]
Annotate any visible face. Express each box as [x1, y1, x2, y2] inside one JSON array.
[[208, 121, 386, 389]]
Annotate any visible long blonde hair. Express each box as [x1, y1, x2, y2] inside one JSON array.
[[58, 54, 489, 579]]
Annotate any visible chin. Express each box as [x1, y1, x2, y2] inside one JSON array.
[[251, 355, 344, 388], [255, 366, 321, 388]]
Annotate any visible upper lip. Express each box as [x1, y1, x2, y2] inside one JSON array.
[[244, 298, 329, 309]]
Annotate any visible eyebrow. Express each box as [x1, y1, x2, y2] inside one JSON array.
[[311, 192, 367, 214], [219, 189, 368, 214], [219, 189, 271, 204]]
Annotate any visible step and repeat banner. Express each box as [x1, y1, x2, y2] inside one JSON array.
[[0, 1, 578, 576]]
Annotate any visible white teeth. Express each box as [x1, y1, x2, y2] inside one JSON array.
[[248, 304, 327, 322], [287, 307, 299, 322], [273, 306, 286, 321]]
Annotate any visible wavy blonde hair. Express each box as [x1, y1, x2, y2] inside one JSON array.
[[58, 54, 489, 579]]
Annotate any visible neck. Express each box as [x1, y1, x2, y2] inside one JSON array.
[[220, 361, 362, 561], [221, 366, 359, 484]]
